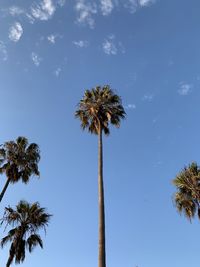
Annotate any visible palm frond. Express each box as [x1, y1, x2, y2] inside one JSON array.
[[26, 234, 43, 252], [1, 200, 51, 265], [75, 85, 126, 135], [173, 162, 200, 221], [0, 137, 40, 186]]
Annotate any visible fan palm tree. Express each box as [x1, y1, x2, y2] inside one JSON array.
[[0, 137, 40, 203], [75, 85, 126, 267], [1, 200, 51, 267], [173, 162, 200, 220]]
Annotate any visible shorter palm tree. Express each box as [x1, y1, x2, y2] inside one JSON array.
[[1, 200, 51, 267], [173, 162, 200, 220], [0, 137, 40, 203]]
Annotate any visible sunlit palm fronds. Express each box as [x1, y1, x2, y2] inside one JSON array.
[[75, 85, 126, 135], [173, 162, 200, 221]]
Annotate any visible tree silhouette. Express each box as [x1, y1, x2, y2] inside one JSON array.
[[75, 85, 126, 267]]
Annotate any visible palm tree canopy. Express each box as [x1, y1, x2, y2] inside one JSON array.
[[0, 136, 40, 184], [1, 200, 51, 265], [173, 162, 200, 220], [75, 85, 126, 135]]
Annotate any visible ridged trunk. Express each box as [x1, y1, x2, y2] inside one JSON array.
[[0, 178, 10, 203], [98, 126, 106, 267]]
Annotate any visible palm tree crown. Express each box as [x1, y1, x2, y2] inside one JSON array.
[[0, 136, 40, 184], [0, 137, 40, 202], [75, 85, 126, 135], [173, 162, 200, 220], [1, 200, 51, 267]]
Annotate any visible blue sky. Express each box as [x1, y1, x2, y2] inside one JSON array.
[[0, 0, 200, 266]]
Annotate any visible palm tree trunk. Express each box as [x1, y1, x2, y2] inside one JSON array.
[[6, 253, 14, 267], [98, 126, 106, 267], [0, 178, 10, 203]]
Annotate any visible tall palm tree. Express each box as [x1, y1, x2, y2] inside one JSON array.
[[0, 137, 40, 203], [0, 200, 51, 267], [173, 162, 200, 220], [75, 85, 126, 267]]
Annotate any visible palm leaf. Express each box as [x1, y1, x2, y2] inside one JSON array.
[[1, 200, 51, 265], [173, 162, 200, 221], [75, 85, 126, 135]]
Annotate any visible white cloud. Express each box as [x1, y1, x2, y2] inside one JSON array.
[[124, 0, 156, 13], [102, 35, 117, 55], [1, 1, 65, 23], [73, 40, 89, 48], [124, 0, 137, 13], [9, 22, 23, 42], [100, 0, 114, 16], [143, 94, 154, 101], [57, 0, 66, 7], [9, 6, 25, 16], [0, 41, 8, 61], [31, 52, 42, 66], [178, 82, 192, 96], [118, 41, 126, 53], [31, 0, 56, 21], [47, 34, 56, 44], [102, 35, 125, 55], [139, 0, 156, 7], [54, 67, 62, 76], [47, 34, 62, 44], [125, 104, 136, 109], [25, 13, 35, 24], [75, 0, 97, 29]]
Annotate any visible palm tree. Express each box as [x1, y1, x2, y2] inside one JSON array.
[[0, 137, 40, 203], [173, 162, 200, 220], [1, 200, 51, 267], [75, 85, 126, 267]]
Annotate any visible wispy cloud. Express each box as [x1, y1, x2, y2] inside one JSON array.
[[124, 0, 137, 13], [0, 41, 8, 61], [118, 41, 126, 54], [9, 6, 25, 16], [125, 104, 136, 110], [47, 34, 56, 44], [31, 52, 42, 66], [54, 67, 62, 76], [57, 0, 66, 7], [102, 35, 118, 55], [139, 0, 156, 7], [31, 0, 56, 21], [2, 0, 157, 29], [152, 117, 158, 124], [75, 0, 97, 29], [102, 35, 125, 55], [47, 33, 62, 44], [73, 40, 89, 48], [124, 0, 156, 13], [9, 22, 23, 42], [142, 94, 154, 101], [100, 0, 114, 16], [178, 82, 192, 96]]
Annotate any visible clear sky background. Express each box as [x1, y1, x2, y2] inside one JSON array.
[[0, 0, 200, 266]]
